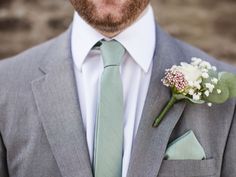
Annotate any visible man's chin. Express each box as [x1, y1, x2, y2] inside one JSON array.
[[72, 0, 150, 36]]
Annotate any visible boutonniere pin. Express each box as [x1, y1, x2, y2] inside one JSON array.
[[152, 57, 236, 127]]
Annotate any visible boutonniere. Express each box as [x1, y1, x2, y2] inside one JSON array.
[[152, 57, 236, 127]]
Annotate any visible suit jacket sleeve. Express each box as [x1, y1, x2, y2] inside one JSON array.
[[0, 132, 8, 177], [221, 105, 236, 177]]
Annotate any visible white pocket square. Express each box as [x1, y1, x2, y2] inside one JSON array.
[[164, 130, 206, 160]]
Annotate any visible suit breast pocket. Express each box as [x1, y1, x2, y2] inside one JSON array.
[[158, 158, 217, 177]]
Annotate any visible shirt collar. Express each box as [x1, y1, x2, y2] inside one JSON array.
[[71, 4, 156, 73]]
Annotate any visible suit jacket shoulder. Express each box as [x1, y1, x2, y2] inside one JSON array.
[[0, 35, 62, 85], [0, 28, 71, 94], [0, 28, 71, 133]]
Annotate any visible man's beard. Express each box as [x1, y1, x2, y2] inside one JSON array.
[[70, 0, 149, 33]]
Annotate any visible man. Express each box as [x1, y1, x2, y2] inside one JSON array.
[[0, 0, 235, 177]]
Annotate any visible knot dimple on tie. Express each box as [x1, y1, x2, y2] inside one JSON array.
[[100, 40, 125, 68]]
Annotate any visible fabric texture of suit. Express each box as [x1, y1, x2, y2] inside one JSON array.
[[0, 22, 235, 177]]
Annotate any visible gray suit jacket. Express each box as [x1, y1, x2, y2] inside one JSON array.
[[0, 22, 235, 177]]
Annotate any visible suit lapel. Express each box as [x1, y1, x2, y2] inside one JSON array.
[[30, 21, 188, 177], [127, 23, 187, 177], [31, 28, 93, 177]]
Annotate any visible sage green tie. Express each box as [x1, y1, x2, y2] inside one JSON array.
[[93, 40, 125, 177]]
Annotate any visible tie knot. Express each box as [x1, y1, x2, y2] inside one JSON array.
[[100, 40, 125, 68]]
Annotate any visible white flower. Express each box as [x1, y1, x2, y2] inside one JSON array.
[[212, 66, 217, 71], [188, 89, 195, 95], [207, 103, 212, 107], [188, 81, 194, 87], [191, 57, 202, 66], [217, 89, 222, 94], [193, 94, 200, 101], [204, 90, 210, 97], [211, 78, 218, 84], [191, 57, 202, 62], [199, 61, 212, 69], [176, 62, 202, 84], [202, 72, 209, 78], [205, 83, 215, 93], [201, 68, 209, 73], [193, 81, 201, 90]]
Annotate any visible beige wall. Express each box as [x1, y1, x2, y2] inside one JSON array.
[[0, 0, 235, 64]]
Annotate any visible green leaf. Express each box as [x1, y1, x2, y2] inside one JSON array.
[[208, 69, 218, 78], [204, 81, 229, 104], [219, 72, 236, 98], [203, 72, 236, 104]]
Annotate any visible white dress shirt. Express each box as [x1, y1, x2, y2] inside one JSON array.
[[71, 4, 156, 177]]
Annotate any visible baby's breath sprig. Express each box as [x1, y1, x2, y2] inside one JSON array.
[[153, 58, 236, 127]]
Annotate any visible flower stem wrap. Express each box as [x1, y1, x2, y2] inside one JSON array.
[[152, 95, 177, 127]]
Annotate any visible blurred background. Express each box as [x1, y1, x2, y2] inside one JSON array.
[[0, 0, 235, 64]]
